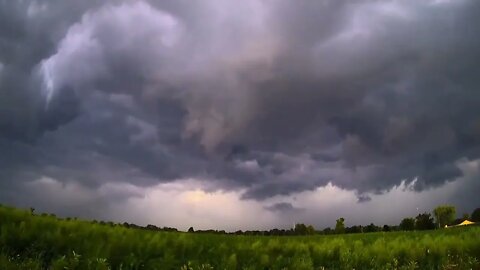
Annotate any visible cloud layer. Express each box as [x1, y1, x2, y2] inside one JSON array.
[[1, 0, 480, 228]]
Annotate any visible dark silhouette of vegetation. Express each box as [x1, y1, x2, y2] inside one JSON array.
[[75, 204, 475, 237], [15, 203, 475, 238], [415, 213, 436, 230], [345, 225, 363, 234], [472, 208, 480, 222], [364, 223, 380, 233], [334, 217, 345, 234], [399, 218, 415, 231], [293, 223, 316, 235]]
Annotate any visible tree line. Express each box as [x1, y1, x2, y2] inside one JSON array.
[[27, 204, 480, 236], [188, 205, 480, 236]]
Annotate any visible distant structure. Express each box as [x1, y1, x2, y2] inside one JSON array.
[[445, 220, 475, 228]]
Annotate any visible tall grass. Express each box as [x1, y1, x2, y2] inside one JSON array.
[[0, 205, 479, 269]]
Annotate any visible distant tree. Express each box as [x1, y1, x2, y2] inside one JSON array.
[[471, 208, 480, 222], [146, 224, 159, 230], [383, 225, 391, 232], [323, 227, 333, 235], [364, 223, 379, 233], [306, 225, 316, 235], [433, 205, 456, 228], [270, 229, 284, 236], [399, 218, 415, 231], [389, 225, 400, 231], [415, 213, 435, 230], [294, 223, 313, 235], [346, 225, 363, 234], [30, 207, 35, 215], [335, 218, 345, 234], [162, 226, 178, 232], [188, 227, 195, 233]]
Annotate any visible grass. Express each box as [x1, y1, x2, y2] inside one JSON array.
[[0, 205, 479, 269]]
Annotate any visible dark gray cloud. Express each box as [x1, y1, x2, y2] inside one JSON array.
[[265, 202, 304, 213], [356, 194, 372, 203], [1, 0, 480, 217]]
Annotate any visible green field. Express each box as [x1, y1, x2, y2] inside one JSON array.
[[0, 205, 479, 270]]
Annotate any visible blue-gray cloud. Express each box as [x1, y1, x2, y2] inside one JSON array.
[[1, 0, 480, 214]]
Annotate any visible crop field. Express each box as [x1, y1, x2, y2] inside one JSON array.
[[0, 205, 479, 270]]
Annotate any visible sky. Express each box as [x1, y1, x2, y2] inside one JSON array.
[[1, 0, 480, 231]]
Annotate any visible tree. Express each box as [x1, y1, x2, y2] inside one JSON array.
[[293, 223, 315, 235], [295, 223, 306, 235], [188, 227, 194, 233], [335, 218, 345, 234], [364, 223, 379, 233], [415, 213, 435, 230], [322, 227, 333, 235], [306, 225, 316, 235], [346, 225, 363, 234], [471, 208, 480, 222], [399, 218, 415, 231], [294, 223, 307, 235], [433, 205, 456, 228]]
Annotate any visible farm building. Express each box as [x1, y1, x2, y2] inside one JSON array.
[[445, 220, 476, 228]]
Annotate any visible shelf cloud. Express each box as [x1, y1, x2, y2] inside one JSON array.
[[1, 0, 480, 228]]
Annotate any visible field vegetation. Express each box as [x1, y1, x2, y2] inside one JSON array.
[[0, 205, 479, 269]]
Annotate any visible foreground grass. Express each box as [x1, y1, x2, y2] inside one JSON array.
[[0, 206, 479, 269]]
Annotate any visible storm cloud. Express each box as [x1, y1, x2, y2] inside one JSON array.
[[1, 0, 480, 228]]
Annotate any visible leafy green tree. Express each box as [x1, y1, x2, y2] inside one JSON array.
[[415, 213, 435, 230], [471, 208, 480, 222], [306, 225, 316, 235], [433, 205, 456, 228], [335, 218, 345, 234], [294, 223, 315, 235], [188, 227, 194, 233], [399, 218, 415, 231], [294, 223, 306, 235]]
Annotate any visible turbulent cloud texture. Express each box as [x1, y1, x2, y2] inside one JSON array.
[[1, 0, 480, 228]]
